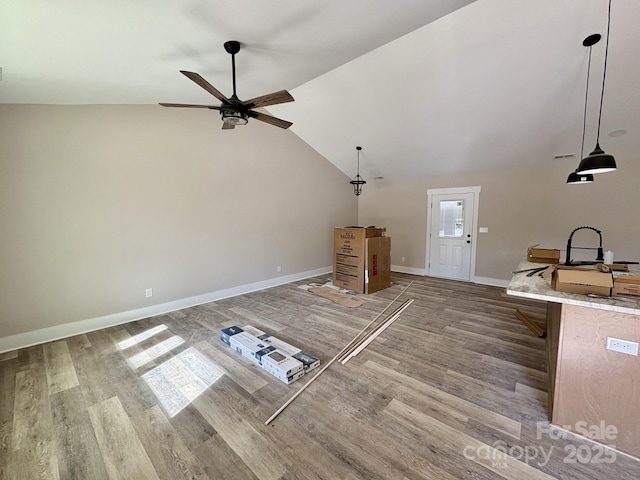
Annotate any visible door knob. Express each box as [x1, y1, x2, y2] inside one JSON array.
[[467, 240, 471, 244]]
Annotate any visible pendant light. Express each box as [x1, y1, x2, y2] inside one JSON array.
[[567, 34, 600, 185], [349, 146, 366, 196], [577, 0, 617, 175]]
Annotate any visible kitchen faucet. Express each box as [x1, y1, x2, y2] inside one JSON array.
[[565, 226, 604, 265]]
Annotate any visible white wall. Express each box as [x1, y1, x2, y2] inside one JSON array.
[[0, 104, 357, 344], [359, 151, 640, 281]]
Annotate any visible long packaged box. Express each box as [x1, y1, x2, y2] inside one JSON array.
[[551, 267, 613, 296], [241, 324, 320, 373], [220, 325, 320, 384], [229, 331, 274, 366], [527, 244, 561, 264], [259, 348, 304, 383], [613, 274, 640, 297]]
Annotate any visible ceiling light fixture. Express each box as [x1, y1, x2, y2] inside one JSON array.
[[567, 33, 600, 185], [577, 0, 617, 175], [221, 108, 248, 126], [350, 146, 366, 196]]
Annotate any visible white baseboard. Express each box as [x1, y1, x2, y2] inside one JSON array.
[[391, 265, 427, 276], [0, 266, 332, 354], [472, 276, 510, 288]]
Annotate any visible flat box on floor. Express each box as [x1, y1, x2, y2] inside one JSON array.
[[258, 348, 304, 381], [551, 267, 613, 296], [241, 324, 320, 373], [527, 244, 561, 264], [613, 274, 640, 297], [229, 331, 274, 365]]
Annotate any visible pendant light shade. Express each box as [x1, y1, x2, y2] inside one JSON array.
[[566, 170, 594, 184], [349, 146, 366, 196], [577, 144, 616, 174], [577, 0, 617, 175]]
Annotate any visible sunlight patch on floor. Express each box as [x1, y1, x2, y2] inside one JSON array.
[[118, 324, 168, 350], [142, 347, 224, 417], [128, 335, 185, 369]]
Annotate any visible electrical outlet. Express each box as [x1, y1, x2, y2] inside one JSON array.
[[606, 337, 639, 356], [277, 266, 282, 273], [401, 257, 406, 263], [145, 288, 153, 298]]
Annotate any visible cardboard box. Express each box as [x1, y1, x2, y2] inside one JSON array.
[[613, 275, 640, 297], [365, 236, 391, 294], [552, 267, 613, 296], [527, 244, 561, 264], [333, 227, 390, 293]]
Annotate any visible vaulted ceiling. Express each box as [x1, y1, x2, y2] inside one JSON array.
[[2, 0, 638, 181]]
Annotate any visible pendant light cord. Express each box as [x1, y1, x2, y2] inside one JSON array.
[[596, 0, 612, 144], [581, 46, 593, 159]]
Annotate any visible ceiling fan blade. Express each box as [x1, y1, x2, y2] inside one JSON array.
[[242, 90, 294, 109], [159, 103, 221, 110], [222, 122, 235, 130], [248, 111, 293, 129], [180, 71, 231, 104]]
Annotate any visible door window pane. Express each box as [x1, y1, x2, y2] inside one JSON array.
[[439, 200, 464, 237]]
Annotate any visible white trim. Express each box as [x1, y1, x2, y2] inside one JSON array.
[[427, 186, 481, 196], [391, 265, 427, 276], [0, 266, 332, 354], [473, 276, 510, 288], [425, 186, 481, 281]]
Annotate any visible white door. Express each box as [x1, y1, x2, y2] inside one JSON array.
[[428, 192, 474, 281]]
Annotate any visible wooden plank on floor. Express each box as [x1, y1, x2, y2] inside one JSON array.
[[131, 405, 209, 480], [11, 367, 52, 451], [87, 396, 160, 480], [50, 386, 109, 479], [43, 340, 80, 395], [192, 388, 287, 480], [194, 340, 268, 395], [5, 439, 59, 480], [384, 398, 556, 480], [362, 360, 522, 439]]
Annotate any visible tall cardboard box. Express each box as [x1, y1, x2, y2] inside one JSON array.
[[365, 236, 391, 294], [333, 227, 390, 293]]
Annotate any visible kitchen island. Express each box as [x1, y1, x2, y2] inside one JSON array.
[[507, 260, 640, 459]]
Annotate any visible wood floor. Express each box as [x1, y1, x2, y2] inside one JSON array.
[[1, 273, 639, 479]]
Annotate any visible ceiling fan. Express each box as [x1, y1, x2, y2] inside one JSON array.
[[160, 40, 294, 130]]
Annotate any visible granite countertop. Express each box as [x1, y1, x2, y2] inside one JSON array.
[[506, 260, 640, 315]]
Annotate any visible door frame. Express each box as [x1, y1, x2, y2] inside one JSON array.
[[426, 186, 481, 281]]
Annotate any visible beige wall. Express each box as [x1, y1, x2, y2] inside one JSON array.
[[0, 104, 357, 338], [359, 152, 640, 281]]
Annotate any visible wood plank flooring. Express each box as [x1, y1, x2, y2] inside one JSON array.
[[1, 273, 639, 479]]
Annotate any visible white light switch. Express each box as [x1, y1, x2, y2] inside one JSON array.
[[479, 227, 489, 233]]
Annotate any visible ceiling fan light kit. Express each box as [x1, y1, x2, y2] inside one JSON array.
[[160, 40, 294, 130], [575, 0, 617, 176]]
